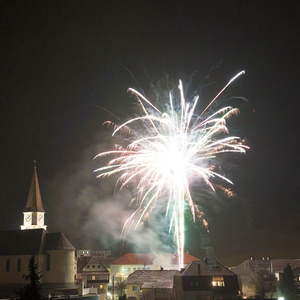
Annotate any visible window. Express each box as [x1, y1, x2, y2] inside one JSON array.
[[6, 259, 10, 272], [17, 259, 21, 272], [92, 276, 96, 280], [46, 254, 51, 271], [132, 286, 139, 291], [92, 265, 95, 268], [298, 275, 300, 282], [212, 276, 225, 287]]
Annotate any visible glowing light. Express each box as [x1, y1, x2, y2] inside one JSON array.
[[95, 72, 248, 269]]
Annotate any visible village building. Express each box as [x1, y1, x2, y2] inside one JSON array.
[[0, 165, 76, 298], [126, 269, 179, 300], [271, 259, 300, 295], [173, 260, 240, 300], [124, 258, 240, 300], [77, 255, 109, 297], [230, 257, 300, 298], [230, 257, 274, 298]]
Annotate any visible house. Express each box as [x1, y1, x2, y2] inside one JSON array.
[[230, 257, 274, 298], [230, 257, 300, 298], [0, 164, 76, 297], [77, 256, 109, 295], [271, 259, 300, 294], [174, 260, 240, 300], [126, 269, 179, 300]]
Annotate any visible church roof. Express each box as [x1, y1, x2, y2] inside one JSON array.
[[0, 229, 75, 256], [24, 164, 45, 212], [44, 232, 75, 251], [0, 229, 44, 255]]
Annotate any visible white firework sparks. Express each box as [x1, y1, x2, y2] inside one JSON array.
[[95, 71, 248, 268]]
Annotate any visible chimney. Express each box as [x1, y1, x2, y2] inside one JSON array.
[[205, 246, 217, 267]]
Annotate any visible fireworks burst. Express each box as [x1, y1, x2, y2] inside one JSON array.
[[95, 71, 248, 268]]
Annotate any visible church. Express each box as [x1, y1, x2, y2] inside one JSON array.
[[0, 164, 77, 297]]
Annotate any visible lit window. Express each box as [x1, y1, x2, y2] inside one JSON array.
[[298, 275, 300, 282], [92, 276, 96, 280], [212, 276, 225, 287], [100, 285, 103, 289]]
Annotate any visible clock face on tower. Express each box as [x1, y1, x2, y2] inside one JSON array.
[[38, 214, 43, 224], [25, 214, 32, 224]]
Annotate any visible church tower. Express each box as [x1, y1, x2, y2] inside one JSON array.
[[21, 162, 47, 230]]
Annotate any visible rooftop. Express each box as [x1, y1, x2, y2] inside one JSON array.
[[0, 229, 74, 255], [112, 252, 199, 265], [127, 270, 179, 289]]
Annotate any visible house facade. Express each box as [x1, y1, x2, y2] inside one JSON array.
[[174, 260, 240, 300], [231, 257, 300, 298], [77, 256, 109, 296], [230, 257, 274, 297], [126, 269, 179, 300]]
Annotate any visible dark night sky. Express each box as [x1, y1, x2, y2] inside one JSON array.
[[1, 1, 300, 265]]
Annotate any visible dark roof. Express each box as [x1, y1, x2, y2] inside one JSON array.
[[77, 256, 91, 273], [127, 270, 179, 288], [77, 256, 113, 273], [181, 260, 236, 276], [0, 229, 75, 255], [0, 229, 44, 255], [24, 166, 45, 212], [44, 232, 75, 251]]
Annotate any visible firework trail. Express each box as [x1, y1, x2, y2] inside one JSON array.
[[95, 71, 248, 268]]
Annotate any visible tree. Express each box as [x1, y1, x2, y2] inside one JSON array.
[[279, 264, 297, 300], [18, 256, 42, 300], [116, 279, 127, 298]]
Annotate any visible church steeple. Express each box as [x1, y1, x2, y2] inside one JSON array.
[[21, 162, 47, 230]]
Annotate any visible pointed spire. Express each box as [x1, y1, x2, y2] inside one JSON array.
[[24, 161, 45, 212]]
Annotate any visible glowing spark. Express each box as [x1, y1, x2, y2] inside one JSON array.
[[95, 72, 248, 269]]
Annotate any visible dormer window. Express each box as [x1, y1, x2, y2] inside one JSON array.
[[212, 276, 225, 287]]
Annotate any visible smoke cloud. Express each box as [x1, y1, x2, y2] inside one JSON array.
[[45, 135, 174, 255]]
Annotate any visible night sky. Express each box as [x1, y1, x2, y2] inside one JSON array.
[[1, 1, 300, 265]]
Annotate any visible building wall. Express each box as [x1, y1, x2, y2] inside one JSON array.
[[230, 258, 274, 298], [126, 284, 141, 299], [0, 255, 43, 284], [0, 250, 76, 285], [42, 250, 76, 284]]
